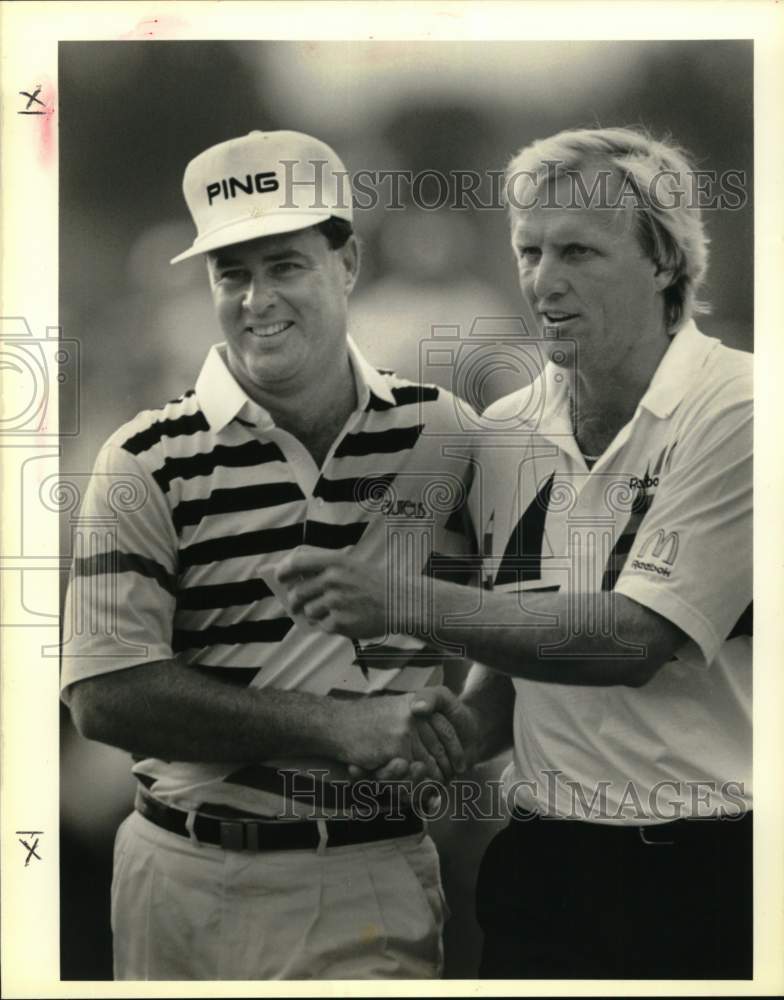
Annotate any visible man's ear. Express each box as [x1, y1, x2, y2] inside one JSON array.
[[340, 235, 360, 295], [653, 264, 673, 292]]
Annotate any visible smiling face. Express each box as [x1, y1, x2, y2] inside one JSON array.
[[207, 226, 359, 402], [511, 170, 671, 379]]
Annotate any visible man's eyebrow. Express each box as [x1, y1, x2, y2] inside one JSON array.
[[262, 248, 312, 263], [513, 232, 543, 249], [211, 247, 312, 268], [513, 223, 608, 248], [211, 253, 242, 267]]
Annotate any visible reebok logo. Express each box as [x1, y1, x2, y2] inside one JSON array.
[[629, 474, 659, 490], [630, 559, 672, 578], [207, 172, 279, 205]]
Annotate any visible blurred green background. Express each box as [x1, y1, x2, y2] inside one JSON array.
[[59, 39, 753, 979]]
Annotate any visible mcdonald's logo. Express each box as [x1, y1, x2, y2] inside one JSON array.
[[637, 528, 680, 566]]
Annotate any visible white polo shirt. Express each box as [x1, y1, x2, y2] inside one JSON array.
[[477, 321, 752, 823], [61, 337, 476, 817]]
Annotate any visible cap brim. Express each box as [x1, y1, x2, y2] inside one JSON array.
[[170, 211, 335, 264]]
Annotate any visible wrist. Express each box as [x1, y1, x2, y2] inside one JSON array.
[[413, 577, 476, 648], [316, 697, 352, 763]]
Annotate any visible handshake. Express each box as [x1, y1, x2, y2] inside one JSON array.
[[274, 546, 479, 785], [333, 685, 481, 787]]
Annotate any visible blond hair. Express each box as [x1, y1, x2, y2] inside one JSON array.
[[505, 127, 710, 333]]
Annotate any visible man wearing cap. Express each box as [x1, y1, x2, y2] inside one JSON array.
[[61, 130, 478, 980], [278, 126, 753, 979]]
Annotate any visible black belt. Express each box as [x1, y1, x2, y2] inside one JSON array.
[[135, 785, 424, 853], [511, 806, 752, 847]]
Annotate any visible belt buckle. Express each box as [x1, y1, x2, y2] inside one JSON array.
[[220, 820, 245, 851]]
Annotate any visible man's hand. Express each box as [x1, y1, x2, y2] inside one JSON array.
[[333, 688, 470, 784], [348, 686, 481, 783], [276, 545, 419, 639]]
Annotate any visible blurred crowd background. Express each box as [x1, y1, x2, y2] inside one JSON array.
[[59, 39, 753, 979]]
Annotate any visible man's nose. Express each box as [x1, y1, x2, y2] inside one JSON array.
[[242, 277, 277, 313], [531, 252, 568, 301]]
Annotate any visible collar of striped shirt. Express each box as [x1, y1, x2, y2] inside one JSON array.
[[195, 335, 396, 433]]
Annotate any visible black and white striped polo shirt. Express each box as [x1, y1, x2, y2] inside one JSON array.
[[61, 338, 477, 816]]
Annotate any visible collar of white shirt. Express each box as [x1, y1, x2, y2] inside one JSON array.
[[193, 335, 396, 433], [637, 320, 719, 419], [517, 320, 720, 466], [535, 319, 719, 433]]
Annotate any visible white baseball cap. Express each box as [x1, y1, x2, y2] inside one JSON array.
[[170, 130, 353, 264]]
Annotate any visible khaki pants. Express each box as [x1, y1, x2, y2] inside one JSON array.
[[111, 810, 447, 980]]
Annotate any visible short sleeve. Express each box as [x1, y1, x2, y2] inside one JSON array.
[[615, 381, 752, 665], [60, 443, 178, 701]]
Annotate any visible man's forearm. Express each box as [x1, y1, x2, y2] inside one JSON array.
[[277, 546, 685, 687], [418, 582, 683, 687], [68, 659, 346, 763], [68, 660, 470, 778]]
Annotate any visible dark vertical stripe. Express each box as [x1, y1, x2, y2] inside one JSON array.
[[444, 462, 477, 546], [495, 472, 555, 587], [601, 492, 655, 590], [631, 487, 655, 516]]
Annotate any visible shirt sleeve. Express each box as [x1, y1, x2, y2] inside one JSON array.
[[614, 379, 752, 665], [60, 443, 178, 701]]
